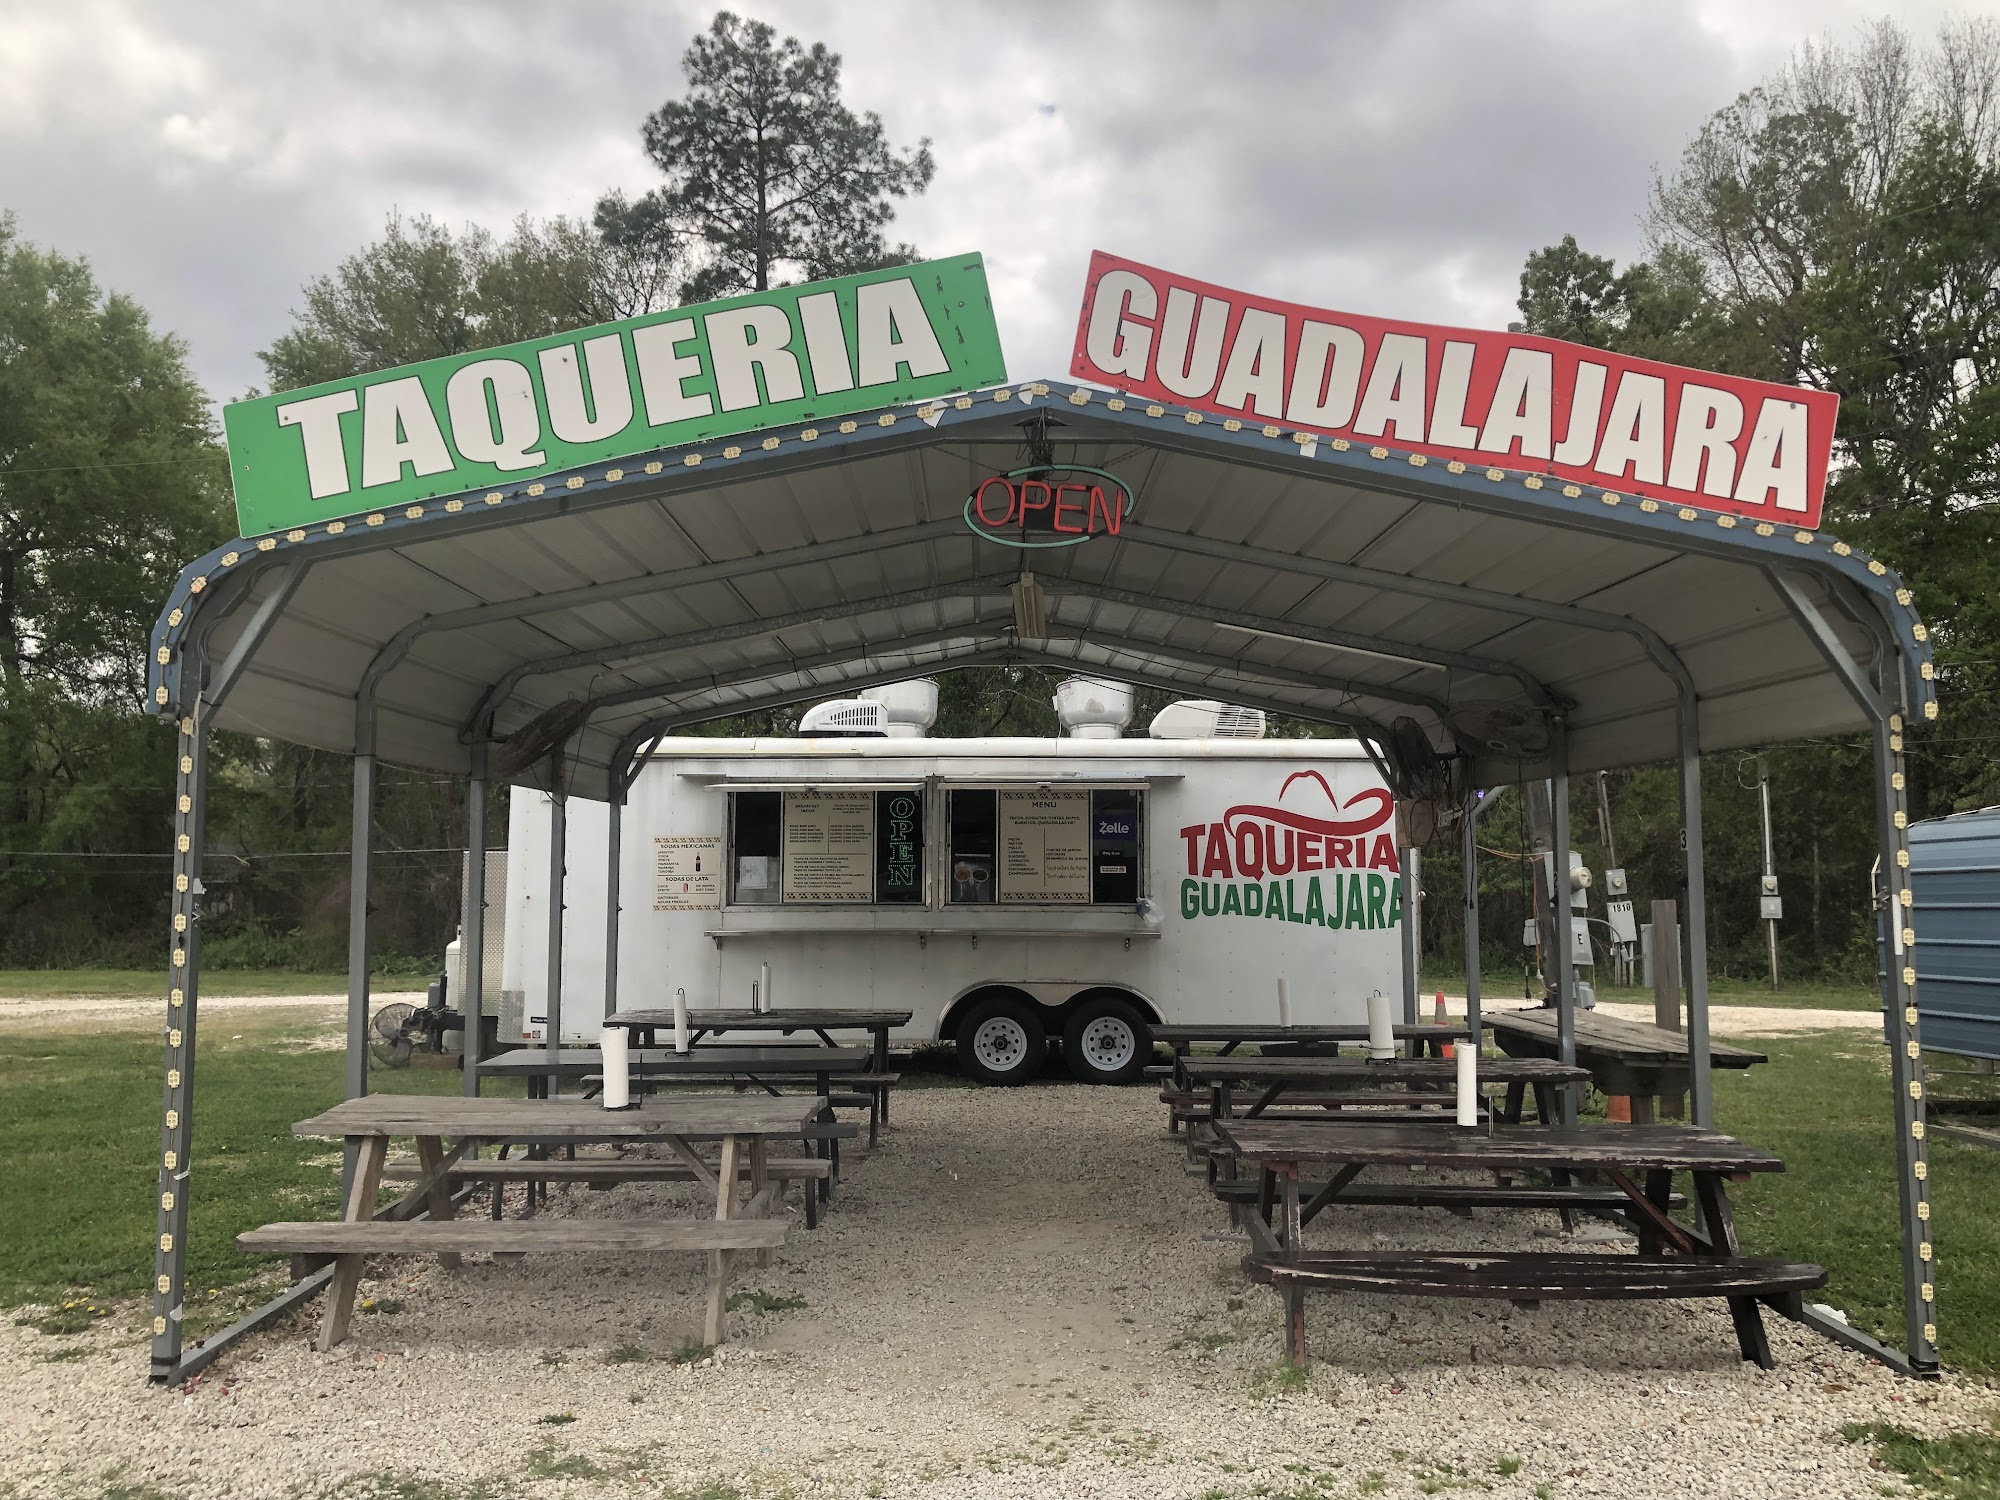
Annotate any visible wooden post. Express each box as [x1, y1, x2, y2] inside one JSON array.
[[320, 1133, 387, 1352], [1651, 900, 1685, 1120]]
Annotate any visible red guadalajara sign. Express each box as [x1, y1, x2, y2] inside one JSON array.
[[1070, 250, 1838, 528]]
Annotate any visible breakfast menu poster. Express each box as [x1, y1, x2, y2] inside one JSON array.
[[781, 792, 874, 902]]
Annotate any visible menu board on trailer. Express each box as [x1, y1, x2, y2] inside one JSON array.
[[999, 790, 1091, 903], [653, 836, 722, 910], [782, 792, 875, 902]]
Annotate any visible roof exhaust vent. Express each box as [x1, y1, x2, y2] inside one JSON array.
[[1148, 700, 1267, 740], [858, 680, 940, 739], [798, 699, 890, 737], [1054, 677, 1132, 739]]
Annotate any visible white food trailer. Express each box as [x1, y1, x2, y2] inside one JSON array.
[[500, 680, 1406, 1083]]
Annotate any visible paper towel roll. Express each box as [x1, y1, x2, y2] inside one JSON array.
[[1456, 1039, 1479, 1127], [673, 986, 690, 1055], [759, 961, 773, 1013], [1366, 991, 1395, 1060], [601, 1024, 632, 1110], [1277, 977, 1292, 1030]]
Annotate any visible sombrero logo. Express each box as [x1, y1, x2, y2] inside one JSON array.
[[1176, 770, 1402, 929]]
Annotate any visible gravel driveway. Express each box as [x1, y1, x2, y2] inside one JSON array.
[[2, 1084, 1982, 1499]]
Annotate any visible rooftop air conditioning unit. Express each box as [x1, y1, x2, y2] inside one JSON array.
[[1148, 700, 1267, 740], [1054, 677, 1132, 739], [798, 699, 891, 737], [858, 680, 939, 738]]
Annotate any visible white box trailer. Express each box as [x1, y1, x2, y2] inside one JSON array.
[[501, 703, 1407, 1084]]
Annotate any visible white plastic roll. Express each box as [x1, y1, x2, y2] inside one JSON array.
[[1456, 1040, 1478, 1127], [601, 1024, 631, 1110], [673, 986, 690, 1055], [1366, 991, 1395, 1061], [1276, 977, 1292, 1030], [759, 961, 773, 1013]]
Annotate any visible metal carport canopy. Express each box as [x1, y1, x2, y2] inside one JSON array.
[[149, 378, 1935, 794]]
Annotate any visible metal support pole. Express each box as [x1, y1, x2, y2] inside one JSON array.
[[461, 750, 488, 1099], [1550, 732, 1577, 1122], [149, 706, 208, 1380], [1872, 704, 1941, 1373], [1676, 700, 1715, 1127], [1462, 788, 1481, 1048], [343, 753, 376, 1201], [545, 791, 567, 1068], [1759, 755, 1780, 991], [1399, 845, 1421, 1041], [604, 792, 624, 1030]]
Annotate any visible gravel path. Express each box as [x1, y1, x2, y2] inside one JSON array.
[[1475, 996, 1875, 1037], [0, 991, 418, 1024], [2, 1084, 1986, 1499]]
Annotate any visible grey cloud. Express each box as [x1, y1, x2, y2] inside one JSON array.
[[2, 0, 1983, 414]]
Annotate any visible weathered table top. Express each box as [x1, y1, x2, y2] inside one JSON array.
[[479, 1046, 871, 1077], [1483, 1010, 1767, 1067], [294, 1093, 825, 1140], [1216, 1119, 1787, 1174], [607, 1008, 912, 1032], [1178, 1056, 1590, 1086], [1152, 1023, 1471, 1044]]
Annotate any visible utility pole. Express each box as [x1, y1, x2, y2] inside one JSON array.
[[1758, 755, 1780, 991]]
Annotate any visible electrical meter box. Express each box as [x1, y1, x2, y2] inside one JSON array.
[[1604, 867, 1628, 896], [1606, 898, 1638, 944]]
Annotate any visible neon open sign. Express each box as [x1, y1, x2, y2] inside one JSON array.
[[962, 465, 1136, 549]]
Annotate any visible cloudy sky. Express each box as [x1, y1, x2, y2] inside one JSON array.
[[2, 0, 1990, 409]]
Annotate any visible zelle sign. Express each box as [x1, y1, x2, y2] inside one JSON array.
[[223, 254, 1007, 536], [1070, 250, 1838, 528]]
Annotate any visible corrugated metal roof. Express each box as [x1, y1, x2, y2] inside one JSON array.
[[151, 379, 1933, 802]]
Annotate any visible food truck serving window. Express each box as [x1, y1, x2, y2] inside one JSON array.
[[947, 787, 1144, 906], [729, 790, 923, 905]]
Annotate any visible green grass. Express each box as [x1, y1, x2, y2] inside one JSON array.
[[1422, 968, 1881, 1010], [1718, 1031, 2000, 1375], [1844, 1421, 2000, 1499], [725, 1289, 806, 1314], [0, 1011, 521, 1310], [0, 968, 429, 999]]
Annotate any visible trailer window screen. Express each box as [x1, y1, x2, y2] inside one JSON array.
[[947, 786, 1144, 905], [729, 789, 924, 905]]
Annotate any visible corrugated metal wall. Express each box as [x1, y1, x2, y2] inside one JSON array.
[[1908, 807, 2000, 1060]]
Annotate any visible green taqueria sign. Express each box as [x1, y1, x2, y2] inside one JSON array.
[[222, 254, 1007, 537]]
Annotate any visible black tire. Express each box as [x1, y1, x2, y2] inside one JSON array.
[[1062, 994, 1151, 1085], [955, 992, 1047, 1086]]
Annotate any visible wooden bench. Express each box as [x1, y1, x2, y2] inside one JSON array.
[[382, 1155, 837, 1227], [1243, 1250, 1826, 1368], [1211, 1179, 1687, 1218]]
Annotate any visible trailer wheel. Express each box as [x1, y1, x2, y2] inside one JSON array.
[[1062, 995, 1150, 1085], [956, 993, 1046, 1086]]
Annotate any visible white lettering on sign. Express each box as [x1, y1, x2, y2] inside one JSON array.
[[1069, 250, 1839, 526], [706, 305, 806, 412], [361, 377, 453, 490], [631, 319, 715, 426], [275, 389, 359, 499], [446, 359, 546, 471], [855, 277, 951, 386], [540, 335, 635, 443]]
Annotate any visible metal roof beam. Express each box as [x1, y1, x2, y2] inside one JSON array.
[[466, 573, 1022, 740], [354, 516, 968, 752]]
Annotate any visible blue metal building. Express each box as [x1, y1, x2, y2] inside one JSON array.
[[1909, 808, 2000, 1061]]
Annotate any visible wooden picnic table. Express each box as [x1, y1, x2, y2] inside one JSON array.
[[480, 1045, 871, 1099], [608, 1007, 912, 1076], [1177, 1054, 1590, 1125], [1483, 1010, 1767, 1121], [238, 1093, 822, 1352], [1151, 1022, 1470, 1057], [1216, 1117, 1805, 1368]]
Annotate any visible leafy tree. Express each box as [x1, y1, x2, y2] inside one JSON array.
[[616, 10, 935, 300], [0, 215, 232, 962], [260, 209, 682, 390]]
